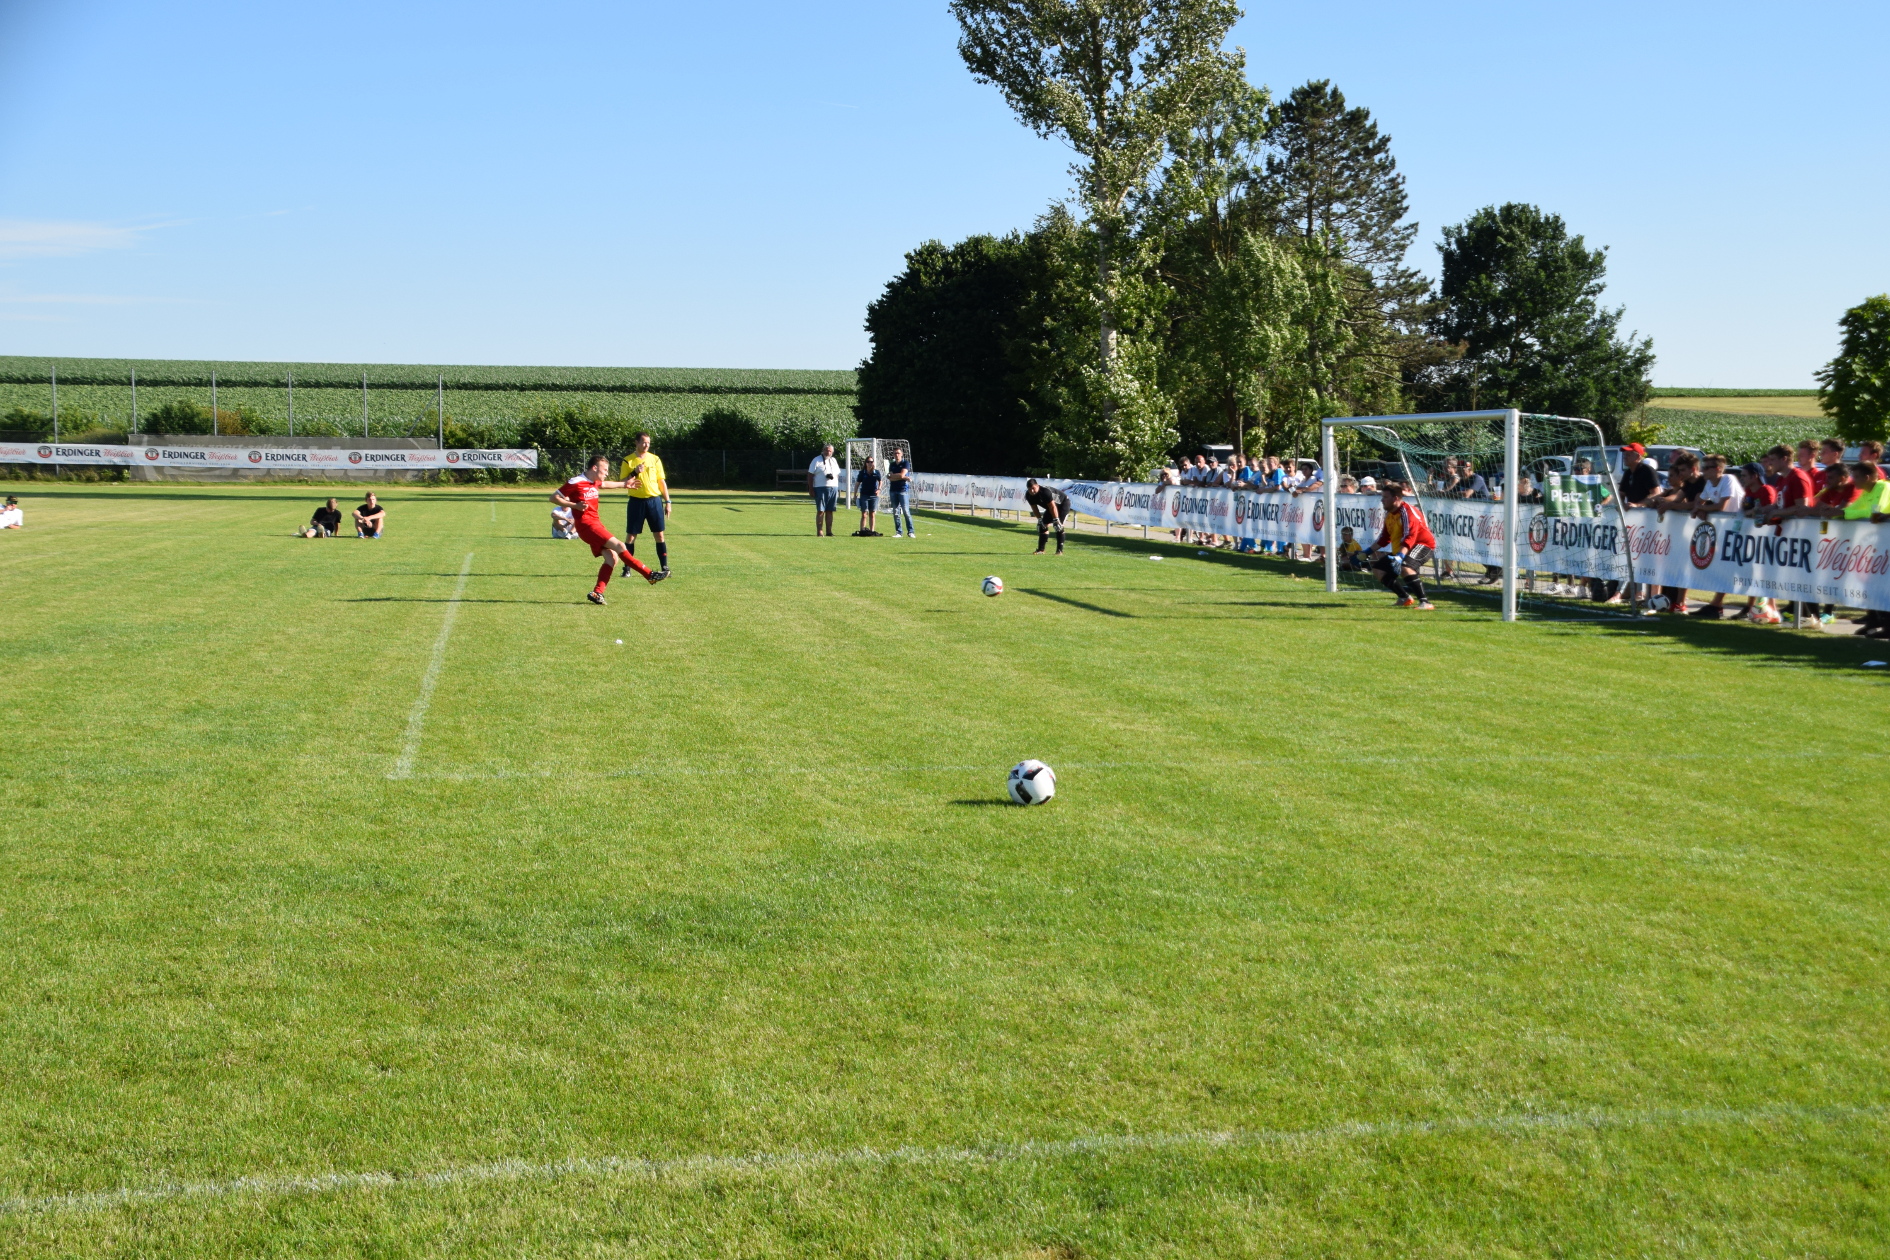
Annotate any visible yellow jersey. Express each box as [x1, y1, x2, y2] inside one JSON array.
[[621, 452, 667, 499]]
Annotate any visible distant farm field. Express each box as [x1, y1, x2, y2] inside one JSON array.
[[0, 357, 858, 442], [0, 482, 1885, 1257], [1646, 393, 1826, 419]]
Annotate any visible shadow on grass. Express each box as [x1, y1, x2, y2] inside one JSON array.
[[339, 597, 573, 605], [1571, 613, 1890, 675], [1017, 588, 1135, 618], [950, 798, 1011, 807]]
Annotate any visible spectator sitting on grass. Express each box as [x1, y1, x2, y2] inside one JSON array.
[[305, 498, 342, 537], [1337, 526, 1365, 570], [354, 493, 387, 538], [0, 495, 20, 529], [551, 502, 578, 539]]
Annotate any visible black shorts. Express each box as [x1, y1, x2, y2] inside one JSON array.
[[625, 496, 666, 535]]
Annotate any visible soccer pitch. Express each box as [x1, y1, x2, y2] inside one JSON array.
[[1, 483, 1885, 1257]]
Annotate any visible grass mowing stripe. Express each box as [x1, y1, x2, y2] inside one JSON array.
[[388, 551, 473, 780], [5, 1102, 1878, 1218]]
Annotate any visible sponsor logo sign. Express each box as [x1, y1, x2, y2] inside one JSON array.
[[897, 470, 1890, 612], [1690, 521, 1718, 570]]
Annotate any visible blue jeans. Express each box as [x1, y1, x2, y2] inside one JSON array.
[[889, 491, 913, 534]]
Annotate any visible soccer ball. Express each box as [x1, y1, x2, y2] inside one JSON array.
[[1647, 594, 1670, 612], [1007, 759, 1055, 806], [982, 575, 1004, 597]]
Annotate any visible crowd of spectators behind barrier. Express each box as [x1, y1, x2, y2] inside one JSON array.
[[1143, 435, 1890, 637]]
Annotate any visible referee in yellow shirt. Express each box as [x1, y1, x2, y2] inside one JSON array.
[[620, 432, 673, 575]]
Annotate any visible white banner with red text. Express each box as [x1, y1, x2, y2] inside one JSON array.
[[0, 442, 538, 470], [888, 472, 1890, 611]]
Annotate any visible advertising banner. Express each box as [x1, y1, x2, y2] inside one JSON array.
[[896, 472, 1890, 612], [0, 443, 539, 470]]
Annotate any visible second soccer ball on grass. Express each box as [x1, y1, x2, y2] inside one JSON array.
[[982, 576, 1004, 597], [1007, 760, 1055, 806]]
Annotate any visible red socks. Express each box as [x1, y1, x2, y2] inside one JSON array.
[[620, 553, 653, 578], [595, 559, 615, 591]]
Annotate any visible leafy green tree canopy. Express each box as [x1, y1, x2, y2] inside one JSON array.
[[1817, 294, 1890, 443], [854, 232, 1052, 475], [1419, 202, 1653, 431]]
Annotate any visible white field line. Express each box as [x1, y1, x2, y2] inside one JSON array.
[[388, 552, 474, 780], [406, 745, 1880, 782], [2, 1102, 1878, 1218]]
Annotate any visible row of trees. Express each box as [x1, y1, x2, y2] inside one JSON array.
[[856, 1, 1656, 477]]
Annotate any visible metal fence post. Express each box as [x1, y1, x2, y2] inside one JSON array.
[[436, 373, 444, 447], [211, 370, 218, 436], [362, 370, 369, 438], [288, 371, 294, 437], [50, 363, 57, 439]]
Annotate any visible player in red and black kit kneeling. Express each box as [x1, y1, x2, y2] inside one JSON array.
[[1024, 478, 1070, 555], [1364, 480, 1437, 610], [552, 454, 668, 605]]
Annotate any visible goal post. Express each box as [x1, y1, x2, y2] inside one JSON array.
[[1321, 409, 1636, 622], [1323, 410, 1521, 617]]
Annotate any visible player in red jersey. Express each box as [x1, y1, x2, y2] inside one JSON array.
[[1364, 480, 1438, 610], [551, 455, 669, 604]]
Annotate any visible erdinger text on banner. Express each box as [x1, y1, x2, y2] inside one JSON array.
[[881, 470, 1890, 613], [0, 444, 538, 470]]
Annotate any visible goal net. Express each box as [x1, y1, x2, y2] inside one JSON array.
[[1321, 409, 1639, 619], [844, 438, 913, 506]]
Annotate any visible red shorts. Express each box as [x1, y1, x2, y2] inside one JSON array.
[[575, 519, 616, 557]]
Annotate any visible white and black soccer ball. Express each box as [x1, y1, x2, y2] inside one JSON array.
[[1647, 594, 1670, 612], [1007, 759, 1055, 806], [982, 575, 1004, 597]]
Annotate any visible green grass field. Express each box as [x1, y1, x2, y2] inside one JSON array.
[[1, 483, 1886, 1257]]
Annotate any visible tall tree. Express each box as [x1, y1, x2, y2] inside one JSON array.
[[1418, 203, 1654, 431], [952, 0, 1243, 477], [1817, 294, 1890, 444], [1252, 80, 1435, 421], [854, 232, 1052, 475]]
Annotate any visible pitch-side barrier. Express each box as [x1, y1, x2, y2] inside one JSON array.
[[875, 471, 1890, 614], [1, 442, 537, 471]]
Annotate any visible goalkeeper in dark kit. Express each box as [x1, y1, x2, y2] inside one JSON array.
[[1024, 479, 1071, 554]]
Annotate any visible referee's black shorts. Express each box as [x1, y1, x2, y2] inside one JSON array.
[[625, 496, 667, 535]]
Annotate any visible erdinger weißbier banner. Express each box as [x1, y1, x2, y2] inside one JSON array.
[[893, 472, 1890, 612], [0, 442, 538, 470]]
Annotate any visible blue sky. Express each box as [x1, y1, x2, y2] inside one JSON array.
[[0, 0, 1883, 385]]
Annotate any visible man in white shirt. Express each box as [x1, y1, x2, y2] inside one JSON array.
[[807, 443, 841, 537], [1688, 454, 1746, 619], [0, 495, 20, 529], [1691, 453, 1744, 518]]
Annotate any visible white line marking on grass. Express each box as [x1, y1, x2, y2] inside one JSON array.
[[3, 1102, 1878, 1218], [388, 552, 473, 780], [404, 745, 1879, 782]]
